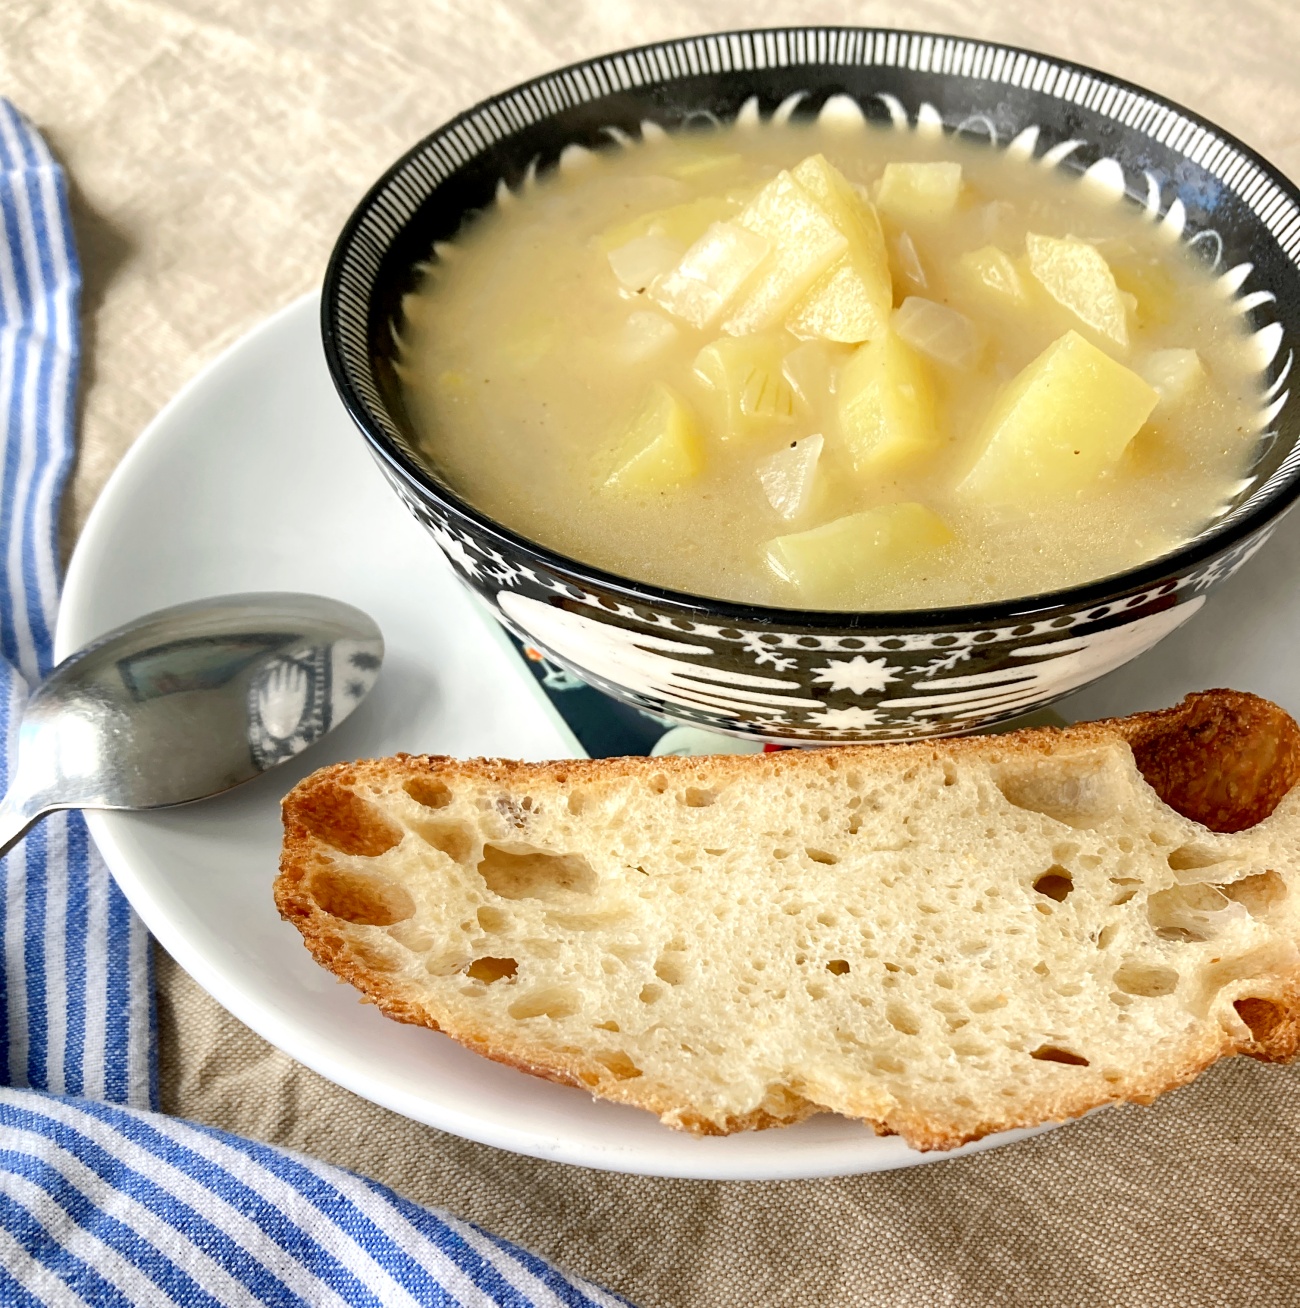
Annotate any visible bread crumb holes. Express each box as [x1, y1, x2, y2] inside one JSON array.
[[654, 955, 687, 985], [308, 868, 414, 926], [297, 787, 402, 857], [682, 787, 718, 807], [477, 905, 510, 932], [1221, 869, 1287, 917], [478, 844, 596, 899], [1030, 1045, 1089, 1066], [417, 821, 476, 864], [597, 1050, 642, 1079], [508, 987, 577, 1020], [1166, 843, 1223, 872], [1113, 961, 1179, 997], [1234, 996, 1286, 1043], [403, 776, 452, 809], [465, 956, 517, 984]]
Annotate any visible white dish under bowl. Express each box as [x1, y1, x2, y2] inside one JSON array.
[[59, 294, 1300, 1178]]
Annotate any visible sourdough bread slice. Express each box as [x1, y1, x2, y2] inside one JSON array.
[[276, 690, 1300, 1150]]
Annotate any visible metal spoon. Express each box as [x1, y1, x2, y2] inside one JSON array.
[[0, 593, 383, 856]]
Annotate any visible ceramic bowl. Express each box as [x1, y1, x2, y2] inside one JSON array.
[[321, 27, 1300, 744]]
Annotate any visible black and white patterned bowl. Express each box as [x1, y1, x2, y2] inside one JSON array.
[[322, 28, 1300, 744]]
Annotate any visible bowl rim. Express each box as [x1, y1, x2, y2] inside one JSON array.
[[322, 24, 1300, 632]]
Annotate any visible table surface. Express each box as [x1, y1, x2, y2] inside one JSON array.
[[6, 1, 1299, 1304]]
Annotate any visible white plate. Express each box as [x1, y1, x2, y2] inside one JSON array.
[[60, 294, 1300, 1179]]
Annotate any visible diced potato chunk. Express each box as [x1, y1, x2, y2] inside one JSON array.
[[1142, 348, 1206, 408], [877, 162, 963, 222], [598, 195, 738, 253], [766, 503, 953, 601], [785, 155, 893, 343], [1026, 234, 1130, 349], [721, 171, 848, 335], [602, 384, 704, 492], [893, 297, 982, 370], [790, 154, 871, 236], [694, 337, 797, 438], [650, 221, 771, 328], [957, 245, 1027, 307], [759, 434, 824, 520], [788, 259, 888, 344], [960, 331, 1158, 500], [608, 235, 684, 291], [835, 332, 940, 474]]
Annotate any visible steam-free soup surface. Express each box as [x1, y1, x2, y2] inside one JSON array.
[[396, 119, 1262, 610]]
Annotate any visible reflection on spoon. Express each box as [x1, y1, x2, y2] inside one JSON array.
[[0, 593, 383, 857]]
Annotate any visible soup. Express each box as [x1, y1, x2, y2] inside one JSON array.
[[395, 118, 1263, 610]]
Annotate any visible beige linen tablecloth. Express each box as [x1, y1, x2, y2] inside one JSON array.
[[5, 1, 1299, 1302]]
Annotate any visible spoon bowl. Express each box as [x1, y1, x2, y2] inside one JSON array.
[[0, 593, 383, 854]]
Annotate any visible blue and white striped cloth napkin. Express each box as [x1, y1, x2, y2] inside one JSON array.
[[0, 98, 153, 1110], [0, 100, 630, 1307]]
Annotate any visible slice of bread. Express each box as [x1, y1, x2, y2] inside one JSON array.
[[276, 689, 1300, 1150]]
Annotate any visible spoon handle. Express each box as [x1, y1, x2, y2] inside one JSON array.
[[0, 792, 44, 859]]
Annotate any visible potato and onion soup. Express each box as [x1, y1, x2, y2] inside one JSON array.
[[394, 118, 1262, 610]]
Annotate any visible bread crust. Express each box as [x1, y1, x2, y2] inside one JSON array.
[[275, 690, 1300, 1151]]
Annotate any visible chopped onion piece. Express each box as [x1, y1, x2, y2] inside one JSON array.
[[759, 433, 824, 520], [782, 341, 834, 406], [608, 234, 685, 292], [650, 220, 771, 328], [892, 297, 981, 370], [892, 232, 927, 293], [617, 310, 679, 363]]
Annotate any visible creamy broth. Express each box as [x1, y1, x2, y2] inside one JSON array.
[[396, 122, 1262, 610]]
